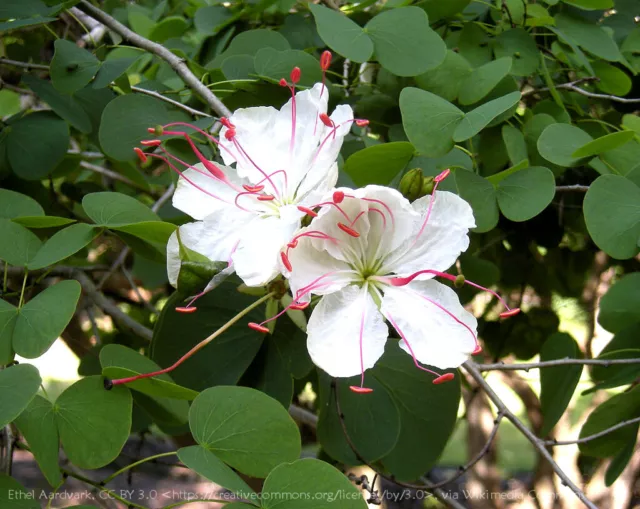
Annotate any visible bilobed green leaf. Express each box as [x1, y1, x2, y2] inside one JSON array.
[[587, 349, 640, 392], [502, 124, 528, 165], [623, 114, 640, 138], [583, 175, 640, 260], [572, 131, 635, 159], [110, 221, 177, 246], [177, 446, 256, 500], [598, 273, 640, 333], [344, 142, 414, 187], [23, 75, 92, 133], [13, 216, 76, 229], [496, 166, 555, 222], [309, 4, 373, 63], [254, 48, 322, 87], [537, 123, 593, 167], [539, 333, 582, 436], [458, 57, 513, 105], [373, 343, 460, 481], [400, 87, 464, 157], [50, 40, 101, 94], [366, 7, 446, 77], [0, 475, 39, 509], [453, 170, 499, 233], [13, 280, 81, 359], [98, 94, 190, 161], [0, 363, 41, 428], [7, 111, 70, 180], [262, 459, 366, 509], [83, 192, 159, 226], [100, 344, 198, 400], [14, 395, 62, 487], [189, 386, 300, 478], [317, 375, 401, 465], [27, 223, 100, 270], [54, 376, 132, 469], [0, 299, 17, 365], [0, 189, 44, 219], [592, 61, 632, 96], [579, 385, 640, 457], [0, 0, 49, 18], [453, 91, 521, 142], [150, 281, 265, 391], [415, 50, 472, 102], [555, 13, 623, 62], [0, 219, 42, 266], [92, 57, 138, 89], [494, 28, 539, 76]]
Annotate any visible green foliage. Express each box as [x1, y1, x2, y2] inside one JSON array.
[[0, 364, 41, 428]]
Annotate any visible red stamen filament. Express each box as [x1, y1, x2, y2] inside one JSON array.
[[414, 168, 451, 243]]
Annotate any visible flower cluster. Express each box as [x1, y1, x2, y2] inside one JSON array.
[[134, 54, 518, 392]]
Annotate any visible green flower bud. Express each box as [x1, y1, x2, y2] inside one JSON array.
[[454, 274, 466, 288], [399, 168, 424, 202], [421, 176, 435, 196]]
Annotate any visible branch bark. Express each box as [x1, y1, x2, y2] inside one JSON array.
[[77, 1, 231, 117], [477, 357, 640, 371]]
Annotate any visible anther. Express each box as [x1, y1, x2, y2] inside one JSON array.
[[472, 344, 483, 355], [349, 386, 374, 394], [248, 322, 270, 334], [257, 194, 275, 201], [432, 373, 455, 385], [224, 129, 236, 140], [176, 306, 197, 313], [290, 67, 301, 84], [280, 252, 293, 271], [320, 50, 332, 70], [337, 222, 360, 237], [103, 378, 113, 391], [499, 308, 521, 318], [297, 205, 318, 217], [355, 119, 369, 127], [287, 240, 298, 249], [319, 113, 334, 127], [434, 168, 451, 183], [333, 190, 345, 204], [279, 78, 288, 87], [133, 147, 147, 163], [220, 117, 235, 129], [289, 301, 309, 310], [140, 139, 162, 146], [243, 184, 264, 193]]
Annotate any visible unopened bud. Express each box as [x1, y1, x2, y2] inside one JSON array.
[[421, 176, 435, 196], [454, 274, 466, 288], [399, 168, 424, 202]]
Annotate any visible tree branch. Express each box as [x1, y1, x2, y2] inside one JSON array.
[[131, 86, 212, 118], [543, 416, 640, 447], [478, 358, 640, 371], [463, 360, 597, 509], [77, 1, 231, 117], [556, 185, 590, 192], [79, 161, 156, 195], [0, 58, 49, 71], [524, 77, 640, 104]]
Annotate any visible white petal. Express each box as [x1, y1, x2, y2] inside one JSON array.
[[166, 231, 180, 287], [307, 285, 388, 378], [384, 191, 475, 276], [232, 216, 300, 287], [381, 280, 477, 370], [172, 164, 249, 220]]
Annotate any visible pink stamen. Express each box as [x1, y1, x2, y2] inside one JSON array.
[[281, 251, 293, 271], [349, 386, 374, 394], [499, 308, 521, 318], [140, 139, 162, 146], [257, 194, 275, 201], [160, 130, 226, 181], [353, 289, 373, 393], [134, 147, 147, 163], [414, 168, 451, 242], [355, 119, 369, 127], [231, 138, 280, 197], [293, 271, 342, 301], [308, 201, 351, 222], [176, 307, 197, 313], [248, 322, 270, 334], [472, 344, 483, 355], [319, 113, 334, 127], [297, 206, 318, 218], [337, 222, 360, 238], [289, 301, 309, 310], [345, 195, 395, 227], [433, 373, 455, 384], [386, 313, 444, 381], [220, 117, 235, 129], [333, 190, 345, 203], [243, 184, 264, 193], [224, 129, 236, 140], [290, 67, 301, 84]]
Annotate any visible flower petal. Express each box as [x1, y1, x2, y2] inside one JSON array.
[[381, 280, 477, 370], [232, 215, 300, 287], [172, 164, 249, 220], [307, 285, 388, 377], [166, 231, 180, 287], [384, 191, 475, 277]]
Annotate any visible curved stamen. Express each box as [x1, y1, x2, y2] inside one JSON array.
[[154, 129, 226, 181], [308, 201, 351, 222], [347, 195, 395, 227], [231, 138, 281, 197], [413, 168, 451, 244]]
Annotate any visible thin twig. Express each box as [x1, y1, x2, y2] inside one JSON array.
[[5, 265, 153, 341], [523, 77, 640, 104], [463, 360, 597, 509], [68, 150, 105, 159], [131, 86, 212, 118], [556, 185, 590, 192], [544, 416, 640, 447], [77, 1, 231, 117], [0, 58, 49, 71], [501, 0, 515, 27], [80, 161, 154, 195], [122, 266, 158, 315], [478, 357, 640, 371]]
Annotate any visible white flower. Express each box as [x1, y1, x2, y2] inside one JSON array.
[[137, 76, 355, 296], [260, 173, 519, 391]]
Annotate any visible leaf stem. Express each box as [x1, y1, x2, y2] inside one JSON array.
[[109, 292, 276, 387], [101, 451, 177, 484], [18, 270, 28, 308]]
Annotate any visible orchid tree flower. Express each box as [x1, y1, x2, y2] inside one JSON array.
[[247, 171, 520, 392], [134, 54, 362, 309]]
